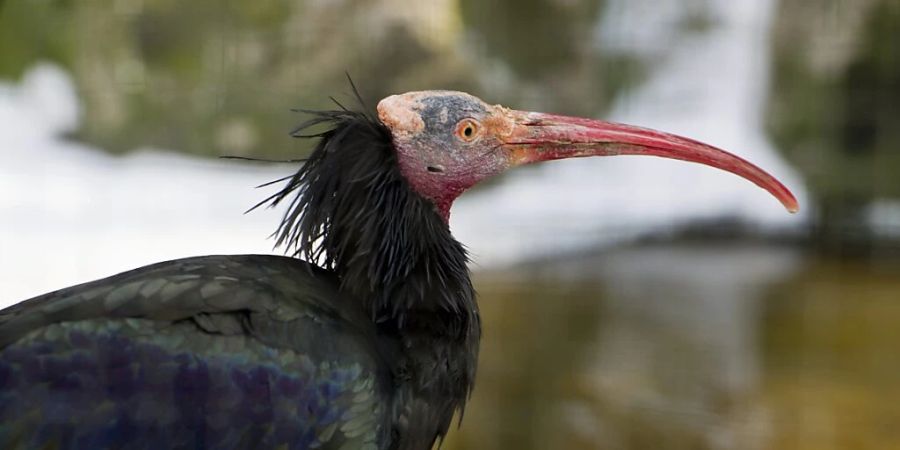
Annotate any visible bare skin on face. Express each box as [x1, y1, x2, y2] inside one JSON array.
[[378, 92, 518, 143], [377, 95, 425, 138], [376, 91, 799, 220]]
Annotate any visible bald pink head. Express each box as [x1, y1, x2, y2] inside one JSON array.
[[377, 91, 799, 220]]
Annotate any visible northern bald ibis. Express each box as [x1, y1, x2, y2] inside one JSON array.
[[0, 90, 797, 449]]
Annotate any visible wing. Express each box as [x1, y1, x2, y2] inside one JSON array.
[[0, 255, 389, 450]]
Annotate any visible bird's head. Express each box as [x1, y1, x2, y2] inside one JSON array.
[[377, 90, 798, 220]]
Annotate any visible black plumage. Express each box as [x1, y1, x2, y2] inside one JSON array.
[[0, 96, 478, 450], [262, 99, 480, 447], [0, 85, 798, 450]]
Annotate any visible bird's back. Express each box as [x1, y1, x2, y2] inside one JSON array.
[[0, 255, 390, 450]]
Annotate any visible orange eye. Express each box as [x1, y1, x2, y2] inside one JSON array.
[[455, 119, 481, 142]]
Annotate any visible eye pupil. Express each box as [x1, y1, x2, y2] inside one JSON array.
[[457, 120, 480, 141]]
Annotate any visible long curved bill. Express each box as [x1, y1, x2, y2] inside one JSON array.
[[501, 111, 799, 213]]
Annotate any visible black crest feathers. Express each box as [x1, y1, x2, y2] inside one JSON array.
[[252, 86, 481, 449], [255, 89, 474, 325]]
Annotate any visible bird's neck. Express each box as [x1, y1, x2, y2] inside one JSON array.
[[330, 187, 480, 349], [338, 203, 475, 324], [325, 181, 479, 447], [265, 108, 480, 441]]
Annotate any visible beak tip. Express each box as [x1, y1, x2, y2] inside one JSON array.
[[782, 194, 800, 214]]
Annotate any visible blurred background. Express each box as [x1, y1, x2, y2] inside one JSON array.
[[2, 0, 900, 448]]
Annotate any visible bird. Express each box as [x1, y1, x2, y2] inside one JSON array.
[[0, 89, 798, 450]]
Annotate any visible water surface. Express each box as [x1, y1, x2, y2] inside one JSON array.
[[446, 242, 900, 450]]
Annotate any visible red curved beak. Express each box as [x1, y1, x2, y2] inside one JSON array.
[[501, 111, 799, 213]]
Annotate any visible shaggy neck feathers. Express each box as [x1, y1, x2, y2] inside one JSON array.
[[257, 101, 481, 448], [261, 104, 478, 333]]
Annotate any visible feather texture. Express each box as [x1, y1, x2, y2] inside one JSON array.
[[1, 93, 480, 450], [0, 256, 389, 449]]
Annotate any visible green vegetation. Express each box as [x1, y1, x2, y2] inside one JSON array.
[[6, 0, 899, 241], [768, 0, 900, 244], [0, 0, 630, 159]]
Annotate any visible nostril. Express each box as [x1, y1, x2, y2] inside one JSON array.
[[427, 166, 445, 173]]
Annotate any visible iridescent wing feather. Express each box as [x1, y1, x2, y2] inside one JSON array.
[[0, 255, 389, 450]]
